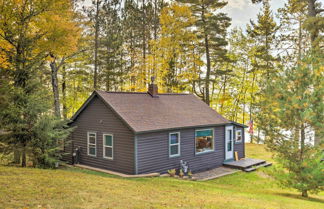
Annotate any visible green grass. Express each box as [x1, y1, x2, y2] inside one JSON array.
[[0, 144, 323, 208]]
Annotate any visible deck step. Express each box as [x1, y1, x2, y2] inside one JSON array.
[[243, 162, 272, 172], [254, 162, 272, 169], [244, 167, 256, 172]]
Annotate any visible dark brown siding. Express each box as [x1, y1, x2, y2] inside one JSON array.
[[69, 96, 135, 174], [136, 126, 226, 174], [234, 126, 245, 159]]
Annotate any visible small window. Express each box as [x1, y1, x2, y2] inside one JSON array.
[[236, 130, 242, 143], [195, 129, 214, 154], [227, 129, 233, 151], [87, 132, 96, 156], [169, 132, 180, 157], [103, 134, 113, 159]]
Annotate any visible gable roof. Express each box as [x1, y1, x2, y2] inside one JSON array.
[[71, 90, 233, 133]]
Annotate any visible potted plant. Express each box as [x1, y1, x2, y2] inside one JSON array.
[[168, 169, 176, 177], [179, 169, 184, 178]]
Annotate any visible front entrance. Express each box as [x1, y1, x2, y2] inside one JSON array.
[[225, 126, 234, 161]]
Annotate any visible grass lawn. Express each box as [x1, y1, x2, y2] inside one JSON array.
[[0, 143, 323, 209]]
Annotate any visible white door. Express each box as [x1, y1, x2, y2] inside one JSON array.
[[225, 126, 234, 160]]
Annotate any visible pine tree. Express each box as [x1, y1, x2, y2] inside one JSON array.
[[259, 53, 324, 197], [99, 0, 125, 91], [0, 0, 74, 167], [176, 0, 231, 106], [247, 0, 279, 143], [277, 0, 309, 66]]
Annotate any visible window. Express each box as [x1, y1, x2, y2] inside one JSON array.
[[235, 129, 242, 143], [103, 134, 113, 159], [87, 132, 96, 156], [169, 132, 180, 157], [227, 129, 232, 151], [195, 129, 214, 154]]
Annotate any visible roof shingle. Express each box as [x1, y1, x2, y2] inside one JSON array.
[[94, 90, 229, 133]]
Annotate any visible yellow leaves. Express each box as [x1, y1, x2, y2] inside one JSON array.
[[145, 3, 202, 92], [35, 1, 80, 57], [1, 0, 80, 58], [0, 39, 12, 69], [293, 103, 300, 109], [314, 66, 324, 76]]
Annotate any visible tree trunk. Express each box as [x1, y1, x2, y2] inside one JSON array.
[[142, 0, 147, 88], [62, 66, 67, 119], [202, 7, 211, 106], [307, 0, 322, 146], [220, 74, 227, 113], [50, 60, 61, 118], [93, 0, 100, 90], [307, 0, 317, 45], [250, 72, 256, 143], [21, 145, 26, 167], [13, 150, 20, 164], [300, 124, 305, 160], [302, 190, 308, 197]]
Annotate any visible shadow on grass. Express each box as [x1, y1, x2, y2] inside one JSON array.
[[275, 192, 324, 204]]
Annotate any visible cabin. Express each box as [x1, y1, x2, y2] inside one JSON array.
[[64, 82, 247, 175]]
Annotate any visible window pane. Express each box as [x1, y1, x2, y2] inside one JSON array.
[[89, 136, 96, 144], [170, 145, 179, 155], [228, 141, 232, 151], [236, 130, 242, 141], [105, 135, 113, 146], [196, 129, 213, 153], [105, 147, 113, 158], [89, 146, 96, 155], [196, 130, 213, 137], [170, 133, 179, 144]]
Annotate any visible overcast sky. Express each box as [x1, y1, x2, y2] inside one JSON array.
[[82, 0, 289, 30], [223, 0, 286, 30]]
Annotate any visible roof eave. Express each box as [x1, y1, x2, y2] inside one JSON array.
[[230, 121, 248, 128], [134, 122, 231, 134]]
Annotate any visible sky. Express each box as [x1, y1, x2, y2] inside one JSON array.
[[83, 0, 287, 30], [223, 0, 286, 30]]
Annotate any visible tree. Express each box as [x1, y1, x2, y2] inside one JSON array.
[[149, 3, 202, 93], [176, 0, 231, 106], [215, 28, 257, 125], [304, 0, 324, 49], [259, 53, 324, 197], [247, 0, 279, 143], [99, 0, 125, 91], [24, 0, 80, 118], [277, 0, 309, 66], [84, 0, 105, 90], [0, 0, 74, 167]]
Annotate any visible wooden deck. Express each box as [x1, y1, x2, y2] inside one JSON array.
[[223, 158, 271, 172]]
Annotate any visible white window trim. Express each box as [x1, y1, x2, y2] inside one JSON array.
[[169, 132, 180, 158], [195, 128, 215, 155], [235, 129, 243, 143], [87, 131, 97, 157], [103, 133, 114, 160]]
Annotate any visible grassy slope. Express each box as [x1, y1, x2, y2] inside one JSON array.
[[0, 144, 323, 209]]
